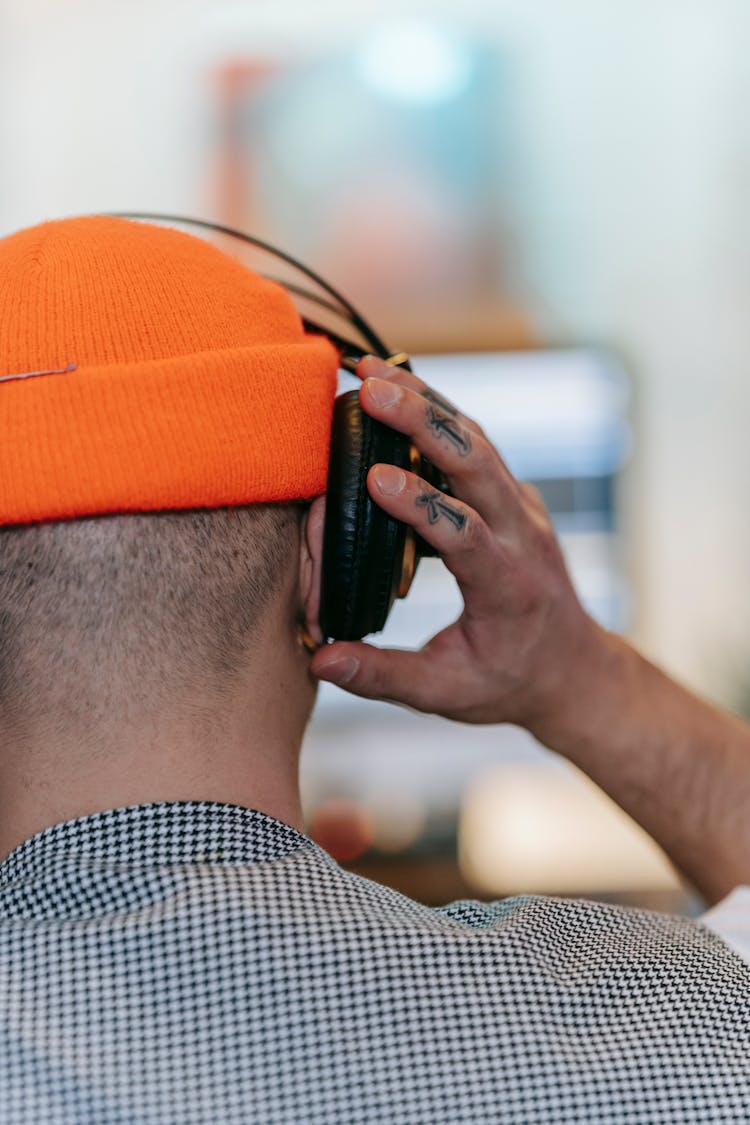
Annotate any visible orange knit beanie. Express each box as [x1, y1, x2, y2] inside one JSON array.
[[0, 216, 339, 525]]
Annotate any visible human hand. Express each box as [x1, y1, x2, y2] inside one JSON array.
[[312, 356, 750, 901], [311, 355, 611, 739]]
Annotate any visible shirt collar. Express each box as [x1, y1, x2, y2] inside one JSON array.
[[0, 801, 311, 892]]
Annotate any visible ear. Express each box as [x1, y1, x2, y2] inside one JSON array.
[[299, 495, 326, 646]]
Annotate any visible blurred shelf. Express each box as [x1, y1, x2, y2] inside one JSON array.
[[370, 296, 537, 355]]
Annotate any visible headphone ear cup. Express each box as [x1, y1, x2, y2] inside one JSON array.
[[320, 390, 412, 641]]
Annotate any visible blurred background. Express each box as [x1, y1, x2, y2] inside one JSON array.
[[3, 0, 750, 911]]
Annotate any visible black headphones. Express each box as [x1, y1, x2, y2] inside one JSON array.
[[112, 214, 442, 642]]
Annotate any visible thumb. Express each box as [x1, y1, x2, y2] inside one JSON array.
[[311, 641, 430, 709]]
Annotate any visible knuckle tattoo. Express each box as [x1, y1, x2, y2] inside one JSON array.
[[424, 405, 472, 457], [415, 484, 467, 531], [421, 388, 459, 418]]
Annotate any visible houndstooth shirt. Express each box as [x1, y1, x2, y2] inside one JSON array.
[[1, 802, 749, 1124]]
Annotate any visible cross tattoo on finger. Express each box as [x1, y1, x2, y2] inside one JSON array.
[[416, 487, 467, 530], [425, 406, 472, 457], [422, 389, 459, 418]]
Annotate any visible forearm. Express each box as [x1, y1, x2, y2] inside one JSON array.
[[533, 625, 750, 903]]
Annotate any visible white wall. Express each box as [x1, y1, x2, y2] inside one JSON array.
[[487, 2, 750, 696]]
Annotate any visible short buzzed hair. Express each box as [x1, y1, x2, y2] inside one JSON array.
[[0, 505, 301, 737]]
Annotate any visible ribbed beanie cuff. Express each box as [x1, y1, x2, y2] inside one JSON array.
[[0, 217, 339, 524]]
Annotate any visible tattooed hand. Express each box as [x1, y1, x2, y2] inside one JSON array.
[[311, 354, 611, 738], [310, 355, 750, 902]]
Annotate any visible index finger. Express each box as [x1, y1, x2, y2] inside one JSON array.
[[360, 374, 523, 534], [357, 355, 484, 437]]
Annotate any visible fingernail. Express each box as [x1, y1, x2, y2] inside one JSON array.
[[315, 656, 359, 685], [360, 354, 394, 377], [372, 464, 406, 495], [363, 377, 402, 408]]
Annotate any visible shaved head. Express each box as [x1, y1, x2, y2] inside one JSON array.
[[0, 505, 302, 742]]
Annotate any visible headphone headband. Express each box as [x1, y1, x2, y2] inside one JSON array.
[[107, 212, 412, 374]]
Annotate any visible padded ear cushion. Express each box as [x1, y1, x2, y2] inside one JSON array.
[[320, 390, 412, 641]]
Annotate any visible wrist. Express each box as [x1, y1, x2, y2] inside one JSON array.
[[526, 618, 633, 759]]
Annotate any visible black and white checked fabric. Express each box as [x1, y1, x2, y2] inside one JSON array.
[[1, 801, 749, 1124]]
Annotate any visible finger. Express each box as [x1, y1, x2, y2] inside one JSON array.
[[367, 465, 502, 611], [360, 376, 520, 531], [311, 640, 436, 710], [357, 354, 483, 437]]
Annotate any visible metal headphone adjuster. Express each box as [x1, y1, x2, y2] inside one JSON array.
[[339, 351, 412, 376]]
